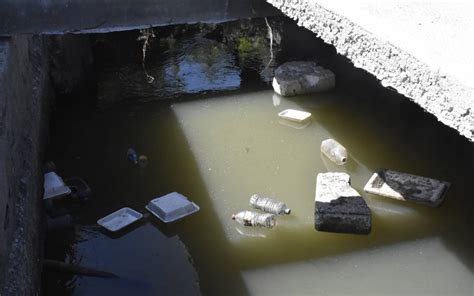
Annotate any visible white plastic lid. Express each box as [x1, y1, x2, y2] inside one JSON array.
[[146, 192, 200, 223]]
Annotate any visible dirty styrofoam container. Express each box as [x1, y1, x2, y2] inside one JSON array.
[[146, 192, 200, 223], [278, 109, 312, 122], [364, 170, 450, 207], [43, 172, 72, 200], [97, 207, 143, 232]]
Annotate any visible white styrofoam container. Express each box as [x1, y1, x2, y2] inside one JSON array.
[[43, 172, 72, 200], [277, 109, 312, 122], [97, 207, 143, 232], [146, 192, 200, 223]]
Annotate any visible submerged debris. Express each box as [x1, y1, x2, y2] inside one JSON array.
[[249, 194, 291, 215], [43, 259, 118, 278], [232, 211, 276, 228], [127, 148, 139, 164], [138, 155, 149, 168], [64, 177, 91, 202]]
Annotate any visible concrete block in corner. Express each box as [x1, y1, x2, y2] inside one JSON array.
[[272, 61, 335, 96], [315, 172, 371, 234], [364, 170, 450, 207]]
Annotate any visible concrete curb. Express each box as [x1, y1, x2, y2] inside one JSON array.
[[267, 0, 473, 141]]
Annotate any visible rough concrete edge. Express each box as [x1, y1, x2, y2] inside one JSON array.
[[0, 35, 51, 296], [267, 0, 474, 141]]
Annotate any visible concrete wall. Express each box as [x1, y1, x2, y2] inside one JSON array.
[[0, 0, 281, 34], [267, 0, 474, 142], [0, 35, 51, 296]]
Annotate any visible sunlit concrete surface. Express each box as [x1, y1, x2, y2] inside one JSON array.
[[267, 0, 474, 141]]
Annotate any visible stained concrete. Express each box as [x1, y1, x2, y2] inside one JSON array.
[[0, 0, 280, 34], [267, 0, 474, 141], [0, 36, 51, 295]]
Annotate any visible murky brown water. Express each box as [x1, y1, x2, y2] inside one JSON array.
[[43, 20, 474, 296], [43, 84, 473, 295]]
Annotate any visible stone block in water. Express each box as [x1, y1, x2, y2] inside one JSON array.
[[363, 170, 450, 207], [272, 61, 335, 96], [315, 172, 371, 234]]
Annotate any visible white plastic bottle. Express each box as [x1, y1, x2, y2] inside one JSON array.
[[249, 194, 291, 215], [320, 138, 347, 165], [232, 211, 276, 228]]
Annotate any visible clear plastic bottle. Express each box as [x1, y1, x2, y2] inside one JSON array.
[[138, 155, 148, 168], [249, 194, 291, 215], [320, 138, 347, 165], [232, 211, 276, 228]]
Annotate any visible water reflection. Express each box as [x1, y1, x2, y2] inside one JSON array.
[[162, 37, 241, 94]]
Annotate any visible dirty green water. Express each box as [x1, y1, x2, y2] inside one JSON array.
[[43, 23, 473, 296], [43, 85, 474, 295]]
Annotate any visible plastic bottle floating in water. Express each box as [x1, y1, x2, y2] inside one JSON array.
[[138, 155, 148, 168], [249, 194, 291, 215], [320, 138, 348, 165], [127, 148, 138, 164], [232, 211, 276, 228]]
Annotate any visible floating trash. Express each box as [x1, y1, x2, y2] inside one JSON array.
[[315, 172, 371, 234], [138, 155, 149, 168], [232, 211, 276, 228], [97, 207, 143, 232], [363, 170, 451, 207], [272, 61, 335, 96], [127, 148, 138, 164], [64, 177, 91, 202], [146, 192, 200, 223], [277, 109, 311, 123], [249, 194, 291, 215], [320, 138, 347, 165], [43, 172, 72, 200]]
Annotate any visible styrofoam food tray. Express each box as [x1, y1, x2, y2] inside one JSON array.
[[277, 109, 311, 122], [43, 172, 72, 200], [97, 207, 143, 232], [146, 192, 200, 223]]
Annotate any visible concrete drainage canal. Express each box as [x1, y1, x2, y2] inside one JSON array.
[[1, 16, 473, 296]]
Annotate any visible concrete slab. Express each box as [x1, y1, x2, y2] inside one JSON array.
[[267, 0, 474, 141]]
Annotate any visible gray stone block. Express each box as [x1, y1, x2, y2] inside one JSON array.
[[363, 170, 450, 207], [315, 172, 371, 234], [272, 61, 335, 96]]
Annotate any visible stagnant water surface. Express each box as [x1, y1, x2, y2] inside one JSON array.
[[43, 83, 473, 295], [43, 21, 473, 296]]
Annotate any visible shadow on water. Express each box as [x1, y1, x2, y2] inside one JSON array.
[[43, 16, 474, 296], [43, 85, 474, 295], [43, 98, 251, 296]]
